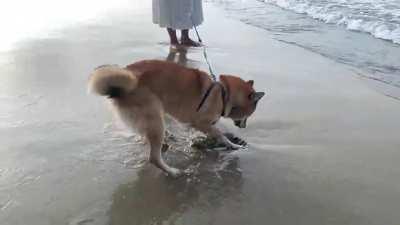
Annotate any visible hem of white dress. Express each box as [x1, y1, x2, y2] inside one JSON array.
[[154, 22, 203, 30]]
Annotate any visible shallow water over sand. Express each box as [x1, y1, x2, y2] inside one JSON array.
[[1, 1, 400, 225]]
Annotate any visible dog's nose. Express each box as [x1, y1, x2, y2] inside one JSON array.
[[234, 119, 247, 128], [234, 120, 241, 127]]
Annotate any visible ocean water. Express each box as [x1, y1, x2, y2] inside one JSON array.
[[210, 0, 400, 98], [264, 0, 400, 44]]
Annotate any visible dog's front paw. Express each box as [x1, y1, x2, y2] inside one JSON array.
[[225, 142, 243, 150], [224, 133, 247, 146]]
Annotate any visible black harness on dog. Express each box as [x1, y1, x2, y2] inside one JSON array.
[[196, 82, 228, 117]]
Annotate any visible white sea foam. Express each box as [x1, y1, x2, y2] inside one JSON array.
[[263, 0, 400, 44]]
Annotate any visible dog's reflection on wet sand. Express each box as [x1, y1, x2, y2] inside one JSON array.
[[109, 151, 243, 225]]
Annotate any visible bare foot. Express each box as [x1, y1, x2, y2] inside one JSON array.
[[170, 40, 179, 47], [180, 38, 202, 47]]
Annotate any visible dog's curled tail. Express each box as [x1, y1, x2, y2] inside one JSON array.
[[88, 65, 138, 98]]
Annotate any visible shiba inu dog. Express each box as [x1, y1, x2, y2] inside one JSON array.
[[88, 60, 264, 177]]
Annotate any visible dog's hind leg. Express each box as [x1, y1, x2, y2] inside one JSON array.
[[145, 115, 182, 178]]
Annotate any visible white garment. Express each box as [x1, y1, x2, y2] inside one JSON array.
[[152, 0, 203, 30]]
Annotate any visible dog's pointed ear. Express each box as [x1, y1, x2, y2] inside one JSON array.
[[247, 80, 254, 87], [252, 92, 265, 102]]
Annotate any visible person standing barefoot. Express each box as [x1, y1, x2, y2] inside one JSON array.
[[153, 0, 203, 47]]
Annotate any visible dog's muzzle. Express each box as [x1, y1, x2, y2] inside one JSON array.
[[234, 119, 247, 128]]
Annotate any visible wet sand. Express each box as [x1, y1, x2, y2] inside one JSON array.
[[1, 2, 400, 225]]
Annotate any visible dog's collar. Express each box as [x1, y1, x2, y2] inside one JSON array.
[[196, 82, 229, 117]]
